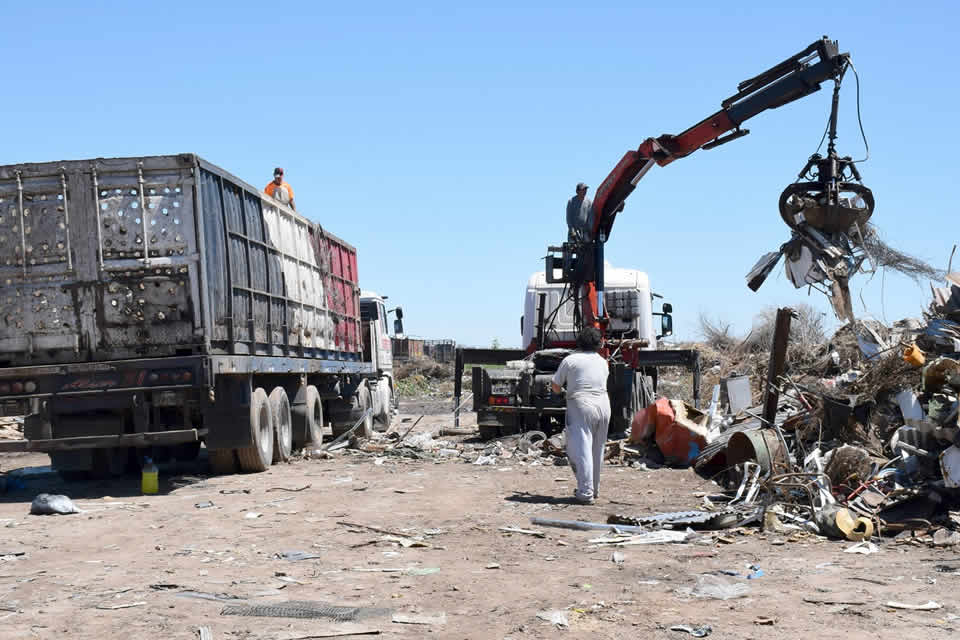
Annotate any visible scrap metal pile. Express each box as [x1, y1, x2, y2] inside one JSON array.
[[624, 273, 960, 546]]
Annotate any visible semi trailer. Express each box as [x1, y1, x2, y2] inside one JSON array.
[[0, 153, 395, 476]]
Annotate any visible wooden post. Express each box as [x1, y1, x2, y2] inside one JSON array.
[[762, 307, 794, 426]]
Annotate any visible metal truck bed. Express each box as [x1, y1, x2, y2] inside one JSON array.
[[0, 154, 361, 375]]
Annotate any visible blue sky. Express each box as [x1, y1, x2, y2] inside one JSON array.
[[3, 2, 956, 347]]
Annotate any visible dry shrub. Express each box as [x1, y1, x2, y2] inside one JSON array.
[[744, 304, 826, 355], [395, 357, 452, 381], [698, 313, 738, 351]]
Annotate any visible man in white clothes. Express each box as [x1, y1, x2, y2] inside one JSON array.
[[551, 327, 611, 504]]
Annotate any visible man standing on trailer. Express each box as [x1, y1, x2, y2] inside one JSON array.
[[265, 167, 296, 210], [551, 327, 611, 504]]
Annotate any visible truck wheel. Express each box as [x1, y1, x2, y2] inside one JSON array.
[[292, 385, 323, 449], [270, 387, 293, 463], [358, 384, 374, 439], [207, 448, 238, 475], [375, 385, 393, 431], [478, 424, 500, 441], [330, 384, 373, 439], [235, 387, 274, 473]]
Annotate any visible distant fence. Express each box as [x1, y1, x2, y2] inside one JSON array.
[[391, 337, 457, 363], [425, 339, 456, 363], [391, 337, 425, 362]]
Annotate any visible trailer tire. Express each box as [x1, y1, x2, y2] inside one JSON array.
[[292, 385, 323, 449], [235, 387, 274, 473], [207, 448, 238, 475], [270, 387, 293, 463]]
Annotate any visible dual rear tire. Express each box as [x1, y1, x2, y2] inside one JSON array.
[[235, 387, 274, 472], [208, 383, 323, 475]]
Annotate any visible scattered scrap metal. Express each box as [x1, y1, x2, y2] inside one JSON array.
[[619, 271, 960, 547]]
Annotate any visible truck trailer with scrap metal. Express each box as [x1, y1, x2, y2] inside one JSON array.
[[0, 153, 396, 476]]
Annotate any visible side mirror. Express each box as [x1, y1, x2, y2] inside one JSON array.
[[662, 302, 673, 314], [394, 319, 404, 335], [395, 307, 404, 320], [660, 313, 673, 338]]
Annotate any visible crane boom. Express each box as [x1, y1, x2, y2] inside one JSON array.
[[591, 37, 849, 241]]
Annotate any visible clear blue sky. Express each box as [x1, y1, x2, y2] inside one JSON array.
[[3, 2, 956, 348]]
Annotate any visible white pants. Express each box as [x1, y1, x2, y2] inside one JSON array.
[[565, 393, 611, 500]]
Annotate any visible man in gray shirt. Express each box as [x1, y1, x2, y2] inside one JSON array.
[[551, 327, 611, 504], [566, 182, 594, 242]]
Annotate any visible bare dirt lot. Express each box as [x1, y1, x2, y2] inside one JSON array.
[[0, 405, 957, 640]]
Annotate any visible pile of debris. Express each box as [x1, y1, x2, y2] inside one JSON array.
[[394, 358, 456, 399], [627, 272, 960, 546]]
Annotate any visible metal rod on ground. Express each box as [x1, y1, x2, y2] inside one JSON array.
[[321, 408, 372, 452], [530, 517, 650, 533], [388, 415, 424, 449]]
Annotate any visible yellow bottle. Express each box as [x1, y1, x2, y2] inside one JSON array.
[[141, 457, 159, 495]]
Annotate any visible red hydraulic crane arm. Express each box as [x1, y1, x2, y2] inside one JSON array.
[[591, 37, 850, 241]]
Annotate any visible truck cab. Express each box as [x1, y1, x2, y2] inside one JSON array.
[[522, 262, 663, 351], [358, 291, 397, 428], [462, 263, 696, 440]]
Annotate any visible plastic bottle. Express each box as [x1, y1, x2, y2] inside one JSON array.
[[141, 457, 159, 495]]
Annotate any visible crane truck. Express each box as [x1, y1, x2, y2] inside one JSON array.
[[457, 36, 874, 440]]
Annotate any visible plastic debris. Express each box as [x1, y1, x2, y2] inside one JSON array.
[[685, 574, 750, 600], [844, 541, 880, 555], [932, 528, 960, 546], [536, 609, 569, 628], [588, 530, 691, 546], [670, 624, 713, 637], [29, 494, 79, 515], [392, 612, 447, 625], [885, 601, 942, 611], [276, 550, 323, 562]]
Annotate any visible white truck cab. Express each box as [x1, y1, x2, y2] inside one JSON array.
[[522, 262, 661, 350], [358, 291, 398, 428]]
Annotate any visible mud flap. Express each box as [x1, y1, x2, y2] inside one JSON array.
[[203, 375, 254, 449]]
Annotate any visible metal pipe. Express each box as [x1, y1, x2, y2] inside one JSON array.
[[136, 163, 149, 262], [58, 168, 73, 271], [826, 78, 842, 156], [530, 517, 649, 533], [14, 170, 26, 277], [595, 233, 605, 318], [91, 166, 105, 270]]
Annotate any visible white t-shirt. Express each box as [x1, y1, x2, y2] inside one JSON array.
[[552, 352, 609, 399]]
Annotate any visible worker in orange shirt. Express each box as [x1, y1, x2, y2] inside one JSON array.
[[265, 167, 296, 210]]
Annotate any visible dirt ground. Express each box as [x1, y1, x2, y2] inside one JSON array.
[[0, 402, 958, 640]]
